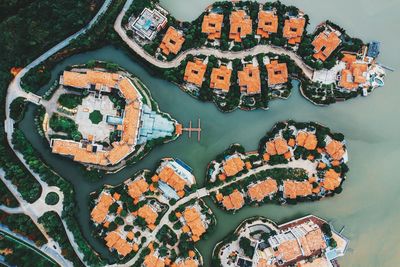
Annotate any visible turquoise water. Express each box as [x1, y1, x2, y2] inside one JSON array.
[[18, 0, 400, 266]]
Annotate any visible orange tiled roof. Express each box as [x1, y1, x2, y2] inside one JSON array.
[[283, 17, 306, 45], [248, 179, 278, 201], [223, 156, 245, 177], [159, 27, 185, 55], [138, 205, 158, 226], [283, 180, 313, 199], [144, 253, 165, 267], [322, 169, 341, 191], [296, 132, 318, 150], [184, 60, 207, 87], [341, 53, 357, 68], [325, 140, 345, 160], [266, 60, 288, 86], [127, 178, 149, 199], [222, 189, 244, 210], [118, 78, 140, 101], [202, 13, 224, 40], [257, 11, 278, 38], [210, 65, 232, 92], [312, 31, 341, 61], [174, 259, 198, 267], [277, 239, 302, 262], [121, 102, 141, 146], [183, 207, 206, 241], [91, 193, 114, 224], [229, 10, 252, 42], [339, 62, 368, 90], [238, 64, 261, 94], [299, 228, 327, 256], [266, 137, 289, 156], [158, 166, 187, 192], [63, 70, 120, 89], [104, 231, 133, 256]]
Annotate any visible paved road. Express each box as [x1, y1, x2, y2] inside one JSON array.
[[114, 0, 314, 79]]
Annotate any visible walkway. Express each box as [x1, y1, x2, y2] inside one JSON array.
[[114, 0, 314, 79]]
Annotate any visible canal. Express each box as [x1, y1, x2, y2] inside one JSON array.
[[19, 0, 400, 266]]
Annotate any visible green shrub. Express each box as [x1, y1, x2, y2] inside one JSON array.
[[89, 110, 103, 124]]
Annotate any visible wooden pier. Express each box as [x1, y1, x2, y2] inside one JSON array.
[[182, 118, 201, 142]]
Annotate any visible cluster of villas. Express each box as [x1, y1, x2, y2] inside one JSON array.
[[130, 5, 385, 98], [216, 215, 348, 267], [50, 69, 178, 167], [90, 159, 212, 258], [209, 122, 348, 211]]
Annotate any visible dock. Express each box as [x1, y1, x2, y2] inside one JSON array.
[[182, 118, 201, 142]]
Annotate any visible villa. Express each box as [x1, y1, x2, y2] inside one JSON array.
[[283, 180, 313, 199], [182, 206, 206, 242], [238, 64, 261, 95], [219, 189, 245, 211], [159, 26, 185, 55], [247, 179, 278, 202], [312, 27, 342, 61], [283, 15, 306, 45], [201, 13, 224, 40], [222, 155, 245, 177], [184, 60, 207, 87], [266, 60, 289, 87], [210, 65, 232, 93], [256, 10, 278, 38], [154, 159, 196, 200], [229, 10, 252, 42], [130, 7, 168, 41]]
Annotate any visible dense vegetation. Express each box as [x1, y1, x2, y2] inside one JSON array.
[[49, 113, 82, 141], [9, 97, 27, 121], [0, 211, 47, 246], [45, 192, 60, 205], [0, 232, 57, 267], [38, 211, 84, 267], [0, 180, 19, 207]]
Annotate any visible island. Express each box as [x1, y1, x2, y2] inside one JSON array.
[[212, 215, 348, 267], [206, 121, 349, 211], [34, 61, 181, 171], [88, 121, 349, 266], [116, 0, 386, 112]]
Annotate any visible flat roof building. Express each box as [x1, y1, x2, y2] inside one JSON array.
[[131, 8, 167, 41], [202, 13, 224, 40], [159, 26, 185, 55], [229, 10, 252, 42]]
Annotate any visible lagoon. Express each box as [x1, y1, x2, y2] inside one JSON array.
[[19, 0, 400, 266]]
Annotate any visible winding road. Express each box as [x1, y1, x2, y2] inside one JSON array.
[[114, 0, 314, 79]]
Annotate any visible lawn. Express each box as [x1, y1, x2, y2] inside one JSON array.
[[49, 113, 82, 140]]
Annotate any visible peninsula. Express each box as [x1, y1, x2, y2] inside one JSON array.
[[116, 0, 386, 112], [31, 61, 181, 171]]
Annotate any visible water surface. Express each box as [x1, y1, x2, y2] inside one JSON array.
[[19, 1, 400, 266]]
